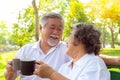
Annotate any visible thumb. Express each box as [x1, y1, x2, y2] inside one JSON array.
[[36, 61, 44, 65]]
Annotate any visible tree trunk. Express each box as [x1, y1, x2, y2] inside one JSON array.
[[32, 0, 39, 41], [102, 27, 106, 48], [110, 25, 115, 48]]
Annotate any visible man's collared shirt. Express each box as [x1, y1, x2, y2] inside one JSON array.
[[15, 40, 70, 80]]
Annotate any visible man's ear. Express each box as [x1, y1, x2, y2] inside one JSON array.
[[40, 24, 43, 32]]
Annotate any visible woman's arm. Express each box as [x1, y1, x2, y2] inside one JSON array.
[[50, 71, 69, 80], [33, 61, 69, 80]]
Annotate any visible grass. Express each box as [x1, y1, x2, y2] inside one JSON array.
[[0, 51, 17, 80], [0, 48, 120, 80], [101, 48, 120, 56]]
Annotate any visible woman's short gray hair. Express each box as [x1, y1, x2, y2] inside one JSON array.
[[40, 12, 64, 27], [71, 23, 101, 55]]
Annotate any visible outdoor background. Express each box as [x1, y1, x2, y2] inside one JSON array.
[[0, 0, 120, 80]]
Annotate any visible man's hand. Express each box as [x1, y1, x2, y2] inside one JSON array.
[[4, 60, 17, 80]]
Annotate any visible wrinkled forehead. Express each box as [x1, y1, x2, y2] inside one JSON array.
[[40, 14, 64, 26], [48, 17, 64, 24], [47, 18, 64, 27]]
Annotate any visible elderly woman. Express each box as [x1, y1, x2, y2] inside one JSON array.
[[33, 23, 110, 80]]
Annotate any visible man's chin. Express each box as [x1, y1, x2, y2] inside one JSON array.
[[47, 41, 59, 47]]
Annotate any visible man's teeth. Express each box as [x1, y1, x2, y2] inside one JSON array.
[[50, 35, 58, 39]]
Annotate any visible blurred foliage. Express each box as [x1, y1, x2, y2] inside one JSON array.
[[11, 6, 34, 47], [63, 0, 88, 40], [0, 21, 11, 45], [87, 0, 120, 48], [0, 0, 120, 48]]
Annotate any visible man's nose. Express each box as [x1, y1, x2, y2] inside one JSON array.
[[53, 29, 59, 34]]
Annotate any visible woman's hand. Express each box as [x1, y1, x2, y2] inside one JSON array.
[[33, 61, 55, 78]]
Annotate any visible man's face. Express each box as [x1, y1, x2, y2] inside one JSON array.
[[40, 18, 63, 46]]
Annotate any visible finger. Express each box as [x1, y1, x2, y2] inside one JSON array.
[[35, 63, 40, 69], [6, 65, 14, 72], [7, 60, 12, 65], [33, 70, 37, 75], [6, 63, 12, 70], [6, 62, 16, 72], [36, 61, 44, 65], [33, 68, 39, 75]]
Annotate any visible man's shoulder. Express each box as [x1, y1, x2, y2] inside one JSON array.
[[21, 41, 38, 49], [15, 41, 39, 59]]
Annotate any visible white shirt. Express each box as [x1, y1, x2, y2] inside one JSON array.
[[15, 40, 70, 80], [58, 54, 110, 80]]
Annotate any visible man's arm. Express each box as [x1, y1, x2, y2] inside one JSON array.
[[99, 54, 120, 66]]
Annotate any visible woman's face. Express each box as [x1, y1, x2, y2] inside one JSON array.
[[66, 32, 77, 58], [66, 31, 86, 59]]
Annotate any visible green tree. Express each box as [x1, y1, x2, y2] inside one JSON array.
[[11, 0, 70, 46], [63, 0, 88, 40], [100, 1, 120, 48], [86, 0, 120, 48], [38, 0, 71, 40], [12, 7, 34, 47], [32, 0, 39, 41], [0, 21, 11, 45]]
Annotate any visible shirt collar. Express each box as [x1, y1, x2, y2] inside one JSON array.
[[66, 59, 74, 68], [75, 53, 95, 66], [31, 40, 39, 49]]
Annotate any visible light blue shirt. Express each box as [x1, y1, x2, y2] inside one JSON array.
[[58, 54, 110, 80], [15, 40, 70, 80]]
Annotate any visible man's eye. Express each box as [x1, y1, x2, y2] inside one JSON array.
[[57, 28, 62, 31]]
